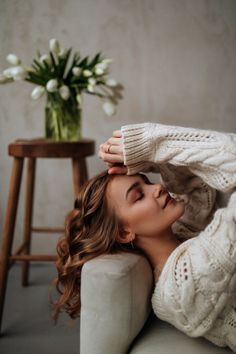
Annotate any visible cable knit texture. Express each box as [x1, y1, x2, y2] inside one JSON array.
[[121, 122, 236, 352]]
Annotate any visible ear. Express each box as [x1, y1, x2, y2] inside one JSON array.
[[117, 226, 135, 244]]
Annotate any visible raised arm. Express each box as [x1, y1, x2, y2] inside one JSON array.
[[121, 122, 236, 193], [99, 122, 235, 235]]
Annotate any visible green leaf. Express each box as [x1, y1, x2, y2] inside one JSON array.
[[49, 52, 58, 76], [58, 48, 72, 78], [74, 52, 81, 65], [78, 56, 89, 68], [64, 52, 81, 81], [25, 74, 45, 86], [33, 59, 44, 71], [89, 52, 101, 67], [31, 63, 39, 72], [42, 59, 52, 73]]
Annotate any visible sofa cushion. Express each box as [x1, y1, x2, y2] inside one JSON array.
[[130, 313, 232, 354]]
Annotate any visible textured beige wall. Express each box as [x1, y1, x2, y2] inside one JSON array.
[[0, 0, 236, 253]]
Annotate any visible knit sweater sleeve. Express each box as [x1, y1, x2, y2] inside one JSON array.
[[151, 191, 236, 349], [121, 122, 236, 193]]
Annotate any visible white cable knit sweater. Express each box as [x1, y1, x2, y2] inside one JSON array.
[[121, 122, 236, 352]]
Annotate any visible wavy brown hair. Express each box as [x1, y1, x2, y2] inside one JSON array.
[[53, 170, 142, 322]]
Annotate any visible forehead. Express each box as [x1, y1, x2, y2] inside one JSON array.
[[106, 174, 142, 205]]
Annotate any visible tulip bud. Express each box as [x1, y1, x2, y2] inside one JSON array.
[[99, 62, 108, 71], [88, 77, 96, 85], [59, 85, 70, 100], [105, 78, 117, 87], [49, 39, 60, 55], [102, 58, 113, 64], [103, 101, 116, 116], [95, 62, 108, 75], [31, 86, 45, 100], [72, 67, 82, 77], [58, 48, 68, 59], [3, 68, 13, 78], [94, 67, 104, 75], [46, 79, 58, 92], [4, 66, 27, 80], [83, 70, 92, 77], [6, 54, 21, 65], [39, 54, 51, 65], [87, 84, 94, 93]]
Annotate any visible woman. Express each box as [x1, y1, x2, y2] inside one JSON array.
[[55, 122, 236, 351]]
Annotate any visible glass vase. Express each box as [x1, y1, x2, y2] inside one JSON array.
[[45, 94, 81, 141]]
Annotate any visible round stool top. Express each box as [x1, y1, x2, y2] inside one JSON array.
[[8, 138, 95, 158]]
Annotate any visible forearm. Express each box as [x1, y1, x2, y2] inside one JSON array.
[[121, 122, 236, 193]]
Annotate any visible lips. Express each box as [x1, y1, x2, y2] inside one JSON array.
[[163, 194, 172, 209]]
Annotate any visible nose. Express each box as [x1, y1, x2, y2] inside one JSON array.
[[152, 184, 166, 199]]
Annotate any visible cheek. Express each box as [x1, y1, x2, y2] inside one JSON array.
[[129, 202, 162, 230]]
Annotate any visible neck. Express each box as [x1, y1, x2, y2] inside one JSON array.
[[135, 228, 181, 272]]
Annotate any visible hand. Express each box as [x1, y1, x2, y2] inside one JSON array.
[[107, 163, 128, 175], [98, 130, 128, 174]]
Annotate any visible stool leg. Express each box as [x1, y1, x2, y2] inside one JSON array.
[[72, 158, 88, 198], [0, 157, 24, 333], [22, 158, 36, 286]]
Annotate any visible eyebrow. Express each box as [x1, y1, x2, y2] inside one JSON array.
[[125, 181, 141, 200]]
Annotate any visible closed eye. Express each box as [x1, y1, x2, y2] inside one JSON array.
[[135, 191, 144, 202]]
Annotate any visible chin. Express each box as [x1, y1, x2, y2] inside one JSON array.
[[174, 202, 186, 219]]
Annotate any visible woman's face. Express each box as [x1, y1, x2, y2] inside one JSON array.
[[106, 174, 185, 239]]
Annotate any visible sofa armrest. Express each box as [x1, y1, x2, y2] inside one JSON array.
[[80, 252, 153, 354]]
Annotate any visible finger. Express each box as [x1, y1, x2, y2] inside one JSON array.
[[100, 142, 123, 156], [106, 144, 123, 155], [99, 143, 112, 154], [107, 137, 122, 146], [99, 151, 124, 164], [108, 166, 127, 175], [113, 130, 122, 138]]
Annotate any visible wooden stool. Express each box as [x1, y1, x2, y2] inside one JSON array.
[[0, 138, 95, 332]]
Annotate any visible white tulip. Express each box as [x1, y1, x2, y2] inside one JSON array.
[[102, 101, 116, 116], [58, 48, 68, 59], [4, 66, 27, 80], [39, 54, 51, 65], [87, 84, 94, 93], [102, 58, 112, 64], [94, 67, 104, 75], [13, 66, 27, 80], [31, 86, 45, 100], [88, 77, 96, 85], [83, 69, 92, 77], [59, 85, 70, 100], [72, 67, 82, 76], [95, 62, 108, 75], [49, 38, 60, 55], [100, 62, 108, 70], [46, 79, 58, 92], [105, 78, 117, 87], [3, 68, 13, 78], [6, 53, 21, 65]]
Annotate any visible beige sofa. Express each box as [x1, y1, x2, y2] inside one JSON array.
[[80, 252, 231, 354]]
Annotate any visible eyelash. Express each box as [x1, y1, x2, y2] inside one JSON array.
[[136, 191, 144, 202]]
